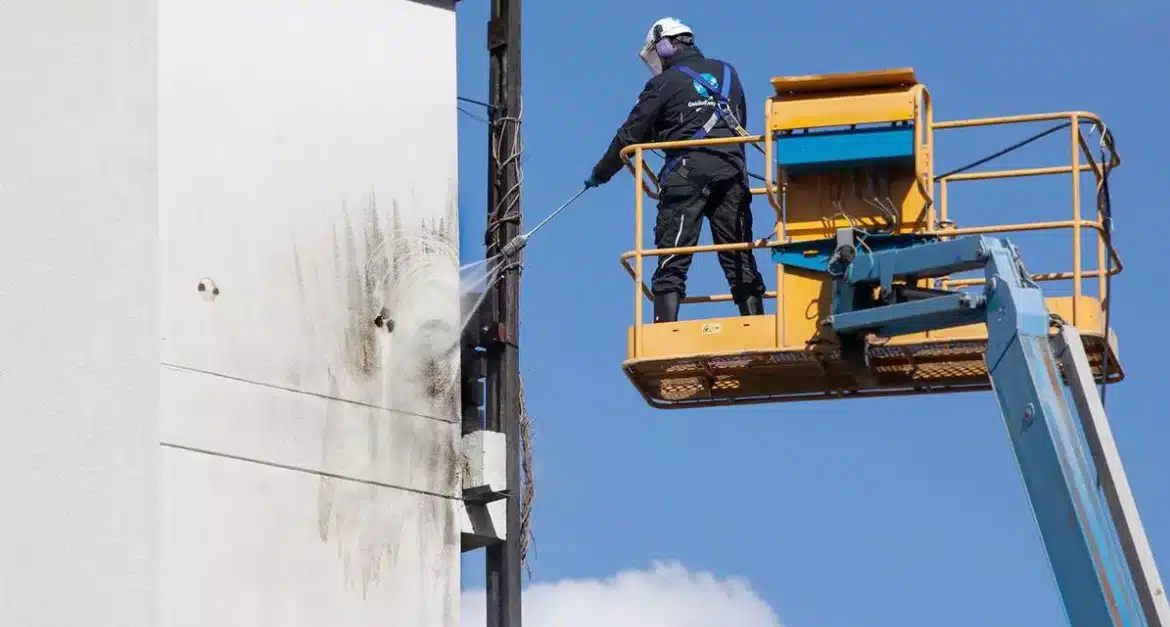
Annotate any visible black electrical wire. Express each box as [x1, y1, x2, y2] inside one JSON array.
[[457, 96, 494, 110], [466, 94, 779, 185], [457, 98, 775, 183], [935, 121, 1072, 181], [457, 106, 490, 125], [1096, 131, 1117, 407], [931, 118, 1119, 407]]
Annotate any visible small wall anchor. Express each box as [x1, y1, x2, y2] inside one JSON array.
[[197, 277, 220, 301]]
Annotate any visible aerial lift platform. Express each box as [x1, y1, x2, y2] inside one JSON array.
[[615, 68, 1167, 627]]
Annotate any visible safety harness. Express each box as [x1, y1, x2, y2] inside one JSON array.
[[660, 63, 752, 180]]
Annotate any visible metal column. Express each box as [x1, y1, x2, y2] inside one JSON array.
[[1053, 326, 1169, 627], [483, 0, 523, 624]]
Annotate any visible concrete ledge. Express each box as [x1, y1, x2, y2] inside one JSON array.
[[460, 500, 506, 552]]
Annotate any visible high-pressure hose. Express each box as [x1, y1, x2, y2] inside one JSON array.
[[498, 186, 589, 258]]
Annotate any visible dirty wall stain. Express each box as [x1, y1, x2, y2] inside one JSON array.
[[293, 187, 461, 598]]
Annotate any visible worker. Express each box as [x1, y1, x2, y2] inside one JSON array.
[[584, 17, 766, 323]]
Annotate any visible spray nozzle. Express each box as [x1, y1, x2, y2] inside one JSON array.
[[500, 234, 528, 258]]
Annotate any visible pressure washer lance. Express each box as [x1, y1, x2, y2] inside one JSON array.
[[498, 186, 588, 258]]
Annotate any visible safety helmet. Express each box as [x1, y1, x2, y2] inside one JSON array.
[[639, 17, 693, 75]]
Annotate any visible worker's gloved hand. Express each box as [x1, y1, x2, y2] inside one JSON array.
[[584, 175, 602, 189]]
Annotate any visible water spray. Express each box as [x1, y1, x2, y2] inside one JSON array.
[[453, 185, 591, 337]]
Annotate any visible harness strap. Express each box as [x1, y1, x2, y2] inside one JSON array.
[[662, 63, 749, 179]]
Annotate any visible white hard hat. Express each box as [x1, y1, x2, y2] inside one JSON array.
[[639, 17, 693, 75]]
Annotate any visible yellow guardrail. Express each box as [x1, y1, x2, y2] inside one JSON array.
[[617, 108, 1122, 357], [930, 112, 1122, 333]]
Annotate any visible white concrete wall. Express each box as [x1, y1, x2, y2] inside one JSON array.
[[0, 2, 159, 626], [159, 1, 462, 626], [0, 2, 459, 623]]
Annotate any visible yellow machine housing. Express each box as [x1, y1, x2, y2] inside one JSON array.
[[618, 68, 1123, 409]]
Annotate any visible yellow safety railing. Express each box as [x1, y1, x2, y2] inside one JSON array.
[[930, 112, 1122, 334], [617, 109, 1122, 360], [618, 135, 780, 358]]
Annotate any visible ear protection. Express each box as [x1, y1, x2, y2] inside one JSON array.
[[652, 24, 677, 59], [655, 37, 675, 59]]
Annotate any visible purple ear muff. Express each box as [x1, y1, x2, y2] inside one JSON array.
[[654, 37, 675, 59]]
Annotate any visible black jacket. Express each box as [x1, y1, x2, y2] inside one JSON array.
[[591, 46, 748, 185]]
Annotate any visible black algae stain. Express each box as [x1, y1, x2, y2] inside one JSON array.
[[340, 201, 379, 379]]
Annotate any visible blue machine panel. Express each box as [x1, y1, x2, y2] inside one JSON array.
[[775, 125, 915, 174]]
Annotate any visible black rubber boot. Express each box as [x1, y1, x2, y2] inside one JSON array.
[[653, 291, 680, 323], [737, 294, 764, 316]]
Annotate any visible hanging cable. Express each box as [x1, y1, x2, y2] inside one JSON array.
[[935, 121, 1072, 180], [458, 96, 495, 124], [746, 169, 771, 184], [932, 118, 1120, 405], [517, 375, 535, 577], [458, 106, 491, 125], [1095, 125, 1117, 407], [482, 92, 537, 573], [487, 100, 524, 249], [457, 95, 494, 110]]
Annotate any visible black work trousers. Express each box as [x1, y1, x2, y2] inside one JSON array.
[[651, 171, 767, 303]]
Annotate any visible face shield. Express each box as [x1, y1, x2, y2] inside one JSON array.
[[639, 41, 663, 75], [640, 19, 691, 75]]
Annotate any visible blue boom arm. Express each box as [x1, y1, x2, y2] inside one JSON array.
[[820, 231, 1167, 627]]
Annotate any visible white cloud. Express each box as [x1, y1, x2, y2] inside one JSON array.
[[460, 561, 783, 627]]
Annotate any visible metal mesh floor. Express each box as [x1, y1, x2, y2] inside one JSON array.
[[624, 333, 1122, 409]]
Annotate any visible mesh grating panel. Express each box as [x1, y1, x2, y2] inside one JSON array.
[[626, 333, 1123, 409]]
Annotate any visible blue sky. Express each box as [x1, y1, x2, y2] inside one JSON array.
[[454, 1, 1169, 625]]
